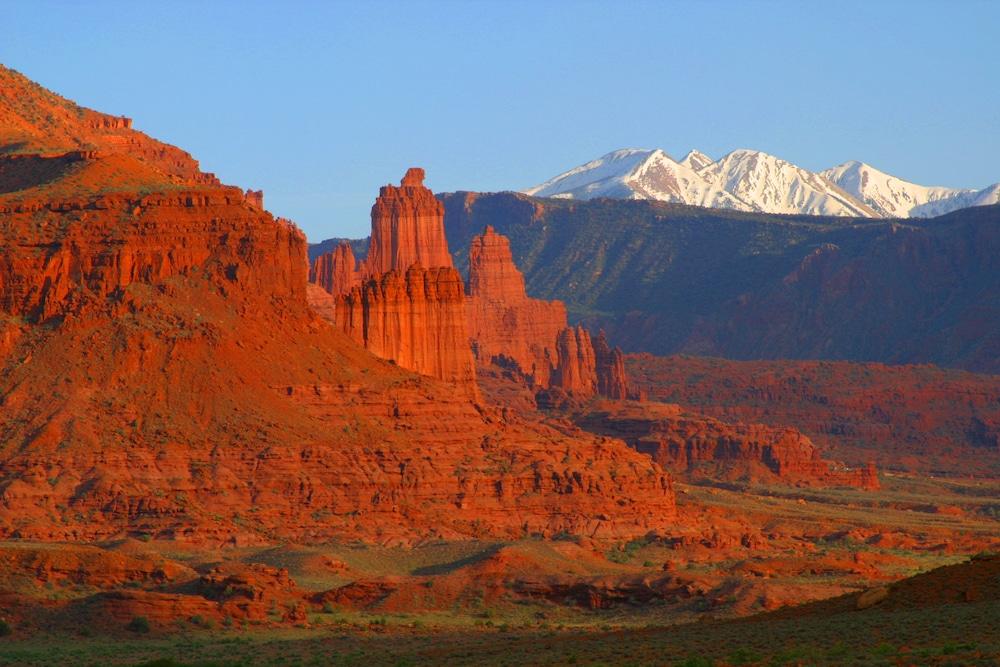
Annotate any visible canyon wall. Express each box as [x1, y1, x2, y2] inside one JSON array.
[[628, 354, 1000, 477], [594, 331, 629, 400], [334, 264, 478, 395], [308, 241, 362, 297]]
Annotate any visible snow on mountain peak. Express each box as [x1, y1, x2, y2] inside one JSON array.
[[680, 149, 714, 171], [523, 147, 999, 218], [820, 161, 985, 218]]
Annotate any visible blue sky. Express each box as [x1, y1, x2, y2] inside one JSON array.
[[4, 0, 998, 240]]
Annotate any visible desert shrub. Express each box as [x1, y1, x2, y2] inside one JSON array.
[[189, 614, 215, 629], [126, 616, 151, 633]]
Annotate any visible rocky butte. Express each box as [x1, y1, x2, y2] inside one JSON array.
[[0, 64, 676, 544], [574, 402, 880, 489], [464, 224, 630, 398]]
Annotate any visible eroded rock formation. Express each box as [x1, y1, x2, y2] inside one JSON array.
[[366, 167, 453, 275], [308, 241, 362, 297], [308, 169, 479, 395], [0, 65, 675, 543], [334, 264, 478, 395], [465, 225, 567, 387], [552, 325, 598, 395], [595, 331, 629, 400], [463, 226, 631, 400], [628, 354, 1000, 477], [576, 402, 879, 489]]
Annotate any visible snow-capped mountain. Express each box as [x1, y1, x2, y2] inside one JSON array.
[[701, 150, 875, 217], [525, 148, 748, 211], [821, 160, 1000, 218], [680, 149, 714, 171], [524, 148, 998, 218]]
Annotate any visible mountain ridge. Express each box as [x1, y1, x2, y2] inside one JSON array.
[[525, 147, 999, 218]]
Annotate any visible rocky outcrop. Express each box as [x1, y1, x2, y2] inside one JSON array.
[[576, 402, 879, 489], [594, 331, 629, 399], [465, 225, 567, 387], [628, 354, 1000, 477], [464, 226, 631, 400], [243, 189, 263, 210], [334, 264, 479, 397], [0, 189, 305, 323]]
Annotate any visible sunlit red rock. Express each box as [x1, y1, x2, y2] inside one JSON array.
[[335, 264, 479, 398], [366, 167, 453, 275], [0, 66, 676, 544], [463, 226, 633, 400], [552, 325, 597, 396], [465, 225, 567, 387], [627, 354, 1000, 476], [594, 330, 629, 400], [308, 241, 362, 296], [575, 401, 879, 489], [308, 169, 479, 394]]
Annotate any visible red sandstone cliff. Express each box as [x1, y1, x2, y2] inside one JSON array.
[[366, 167, 453, 275], [627, 354, 1000, 477], [552, 325, 598, 396], [308, 241, 362, 297], [594, 331, 629, 400], [0, 69, 676, 542], [334, 264, 478, 396], [463, 226, 631, 401]]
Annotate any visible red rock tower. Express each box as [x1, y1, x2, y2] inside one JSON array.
[[594, 330, 629, 399], [366, 168, 453, 276], [552, 325, 597, 395], [309, 241, 362, 296], [309, 169, 478, 399], [466, 226, 567, 386], [465, 226, 632, 400]]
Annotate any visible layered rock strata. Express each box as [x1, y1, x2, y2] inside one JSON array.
[[0, 66, 676, 543], [594, 331, 629, 399], [576, 402, 879, 489], [334, 264, 478, 395]]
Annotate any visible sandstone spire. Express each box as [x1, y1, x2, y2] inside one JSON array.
[[594, 330, 629, 399], [309, 241, 362, 296], [366, 167, 453, 276], [309, 169, 478, 398]]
